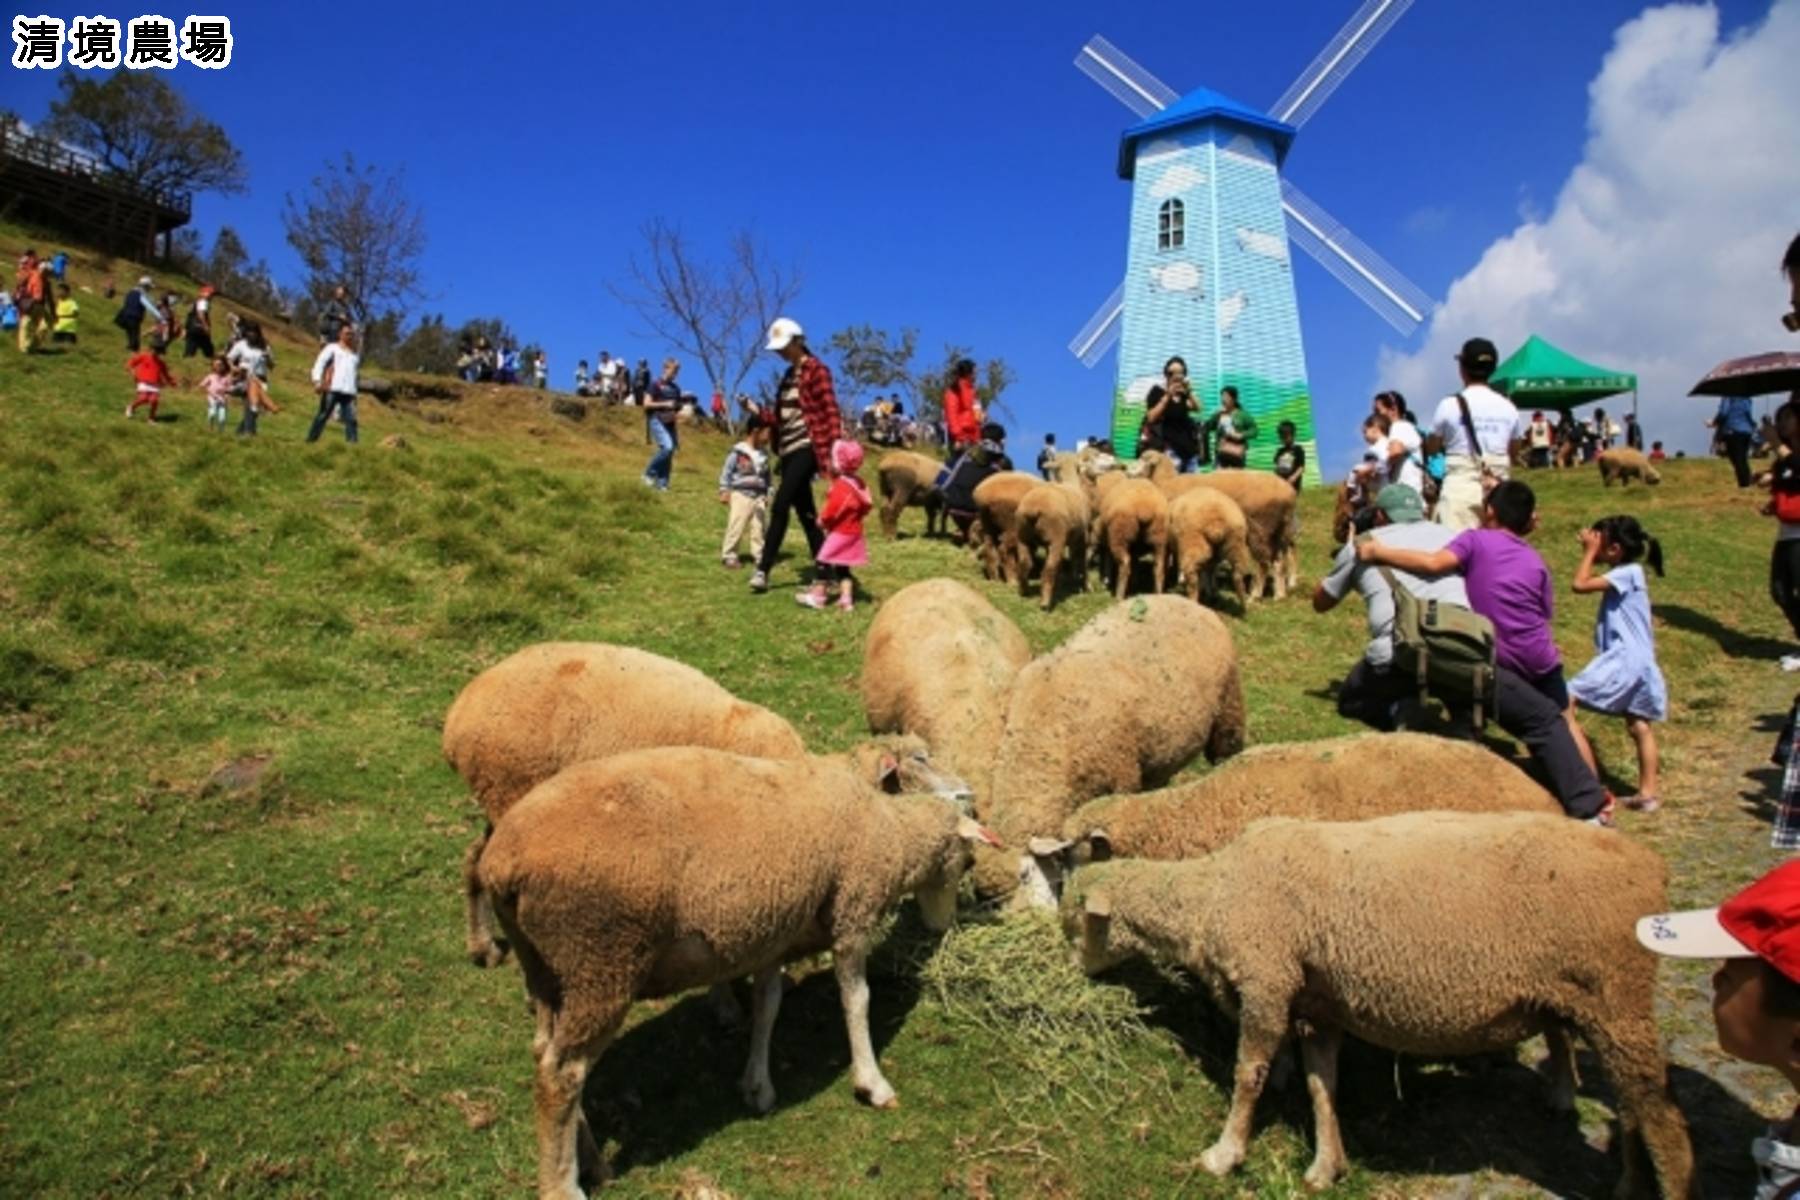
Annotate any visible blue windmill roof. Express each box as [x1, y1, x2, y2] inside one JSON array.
[[1118, 86, 1296, 178]]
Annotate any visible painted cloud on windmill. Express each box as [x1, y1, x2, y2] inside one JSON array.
[[1149, 163, 1207, 199]]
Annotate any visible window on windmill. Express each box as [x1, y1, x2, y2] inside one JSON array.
[[1157, 199, 1185, 251]]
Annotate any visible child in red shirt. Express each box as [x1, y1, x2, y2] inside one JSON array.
[[798, 439, 871, 612], [126, 343, 177, 421]]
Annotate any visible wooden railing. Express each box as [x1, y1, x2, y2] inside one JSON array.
[[0, 115, 192, 219]]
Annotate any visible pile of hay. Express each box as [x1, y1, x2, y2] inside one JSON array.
[[914, 909, 1182, 1118]]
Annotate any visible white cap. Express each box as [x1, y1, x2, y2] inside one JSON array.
[[138, 275, 153, 287], [765, 317, 804, 352], [1634, 909, 1752, 959]]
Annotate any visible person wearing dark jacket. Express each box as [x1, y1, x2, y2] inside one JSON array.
[[941, 423, 1013, 541], [750, 318, 842, 594], [317, 285, 353, 346], [113, 275, 154, 351], [1140, 355, 1203, 470]]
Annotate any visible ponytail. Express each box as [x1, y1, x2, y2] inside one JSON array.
[[1644, 535, 1665, 578]]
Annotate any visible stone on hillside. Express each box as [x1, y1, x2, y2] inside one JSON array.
[[201, 753, 276, 799], [550, 397, 588, 421], [380, 434, 410, 451]]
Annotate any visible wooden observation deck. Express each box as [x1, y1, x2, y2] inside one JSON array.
[[0, 116, 192, 260]]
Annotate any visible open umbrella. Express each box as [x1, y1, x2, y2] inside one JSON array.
[[1689, 351, 1800, 398]]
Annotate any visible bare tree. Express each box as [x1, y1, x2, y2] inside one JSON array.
[[282, 154, 426, 357], [612, 221, 803, 420], [826, 325, 919, 411], [42, 71, 247, 200]]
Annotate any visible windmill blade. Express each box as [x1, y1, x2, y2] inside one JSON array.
[[1281, 179, 1430, 335], [1069, 281, 1125, 367], [1269, 0, 1415, 129], [1075, 35, 1178, 118]]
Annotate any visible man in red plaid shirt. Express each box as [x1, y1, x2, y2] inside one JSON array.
[[751, 317, 844, 593]]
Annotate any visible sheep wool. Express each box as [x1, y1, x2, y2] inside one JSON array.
[[479, 746, 992, 1199], [861, 579, 1032, 802], [1166, 487, 1255, 607], [1095, 477, 1171, 600], [1062, 811, 1693, 1196], [1598, 446, 1662, 487], [1141, 453, 1298, 599], [877, 449, 948, 538], [970, 471, 1041, 583], [979, 596, 1244, 897], [1057, 732, 1559, 862], [1012, 475, 1092, 609]]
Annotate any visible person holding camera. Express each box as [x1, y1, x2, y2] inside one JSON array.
[[1141, 355, 1204, 471]]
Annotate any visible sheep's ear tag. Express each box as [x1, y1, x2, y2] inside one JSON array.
[[878, 754, 901, 793], [960, 816, 1003, 848]]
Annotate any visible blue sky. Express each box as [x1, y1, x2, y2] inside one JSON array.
[[5, 0, 1782, 470]]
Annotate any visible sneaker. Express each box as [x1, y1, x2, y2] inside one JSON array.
[[124, 405, 133, 418], [1623, 794, 1662, 814], [641, 475, 656, 488], [795, 591, 829, 610], [721, 555, 741, 569], [1782, 655, 1800, 673], [1585, 793, 1618, 828], [748, 570, 768, 594]]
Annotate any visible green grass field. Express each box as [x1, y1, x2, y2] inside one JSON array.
[[3, 220, 1796, 1197]]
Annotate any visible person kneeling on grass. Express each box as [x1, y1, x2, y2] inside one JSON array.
[[1639, 860, 1800, 1197]]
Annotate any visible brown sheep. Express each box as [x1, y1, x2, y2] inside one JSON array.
[[1598, 446, 1662, 487], [1139, 453, 1298, 599], [1025, 733, 1559, 902], [861, 579, 1032, 801], [977, 596, 1244, 897], [1094, 477, 1171, 599], [1166, 487, 1254, 608], [480, 747, 998, 1197], [970, 471, 1040, 582], [1013, 475, 1091, 610], [442, 642, 807, 966], [876, 449, 946, 538], [1062, 812, 1693, 1196]]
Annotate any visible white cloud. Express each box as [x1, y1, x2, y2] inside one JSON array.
[[1149, 162, 1207, 199], [1379, 1, 1800, 450]]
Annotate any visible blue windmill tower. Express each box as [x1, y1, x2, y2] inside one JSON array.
[[1069, 0, 1434, 475]]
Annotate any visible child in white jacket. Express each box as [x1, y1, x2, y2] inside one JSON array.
[[718, 417, 772, 568]]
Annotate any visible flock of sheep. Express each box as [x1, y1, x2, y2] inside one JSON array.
[[878, 448, 1301, 609], [440, 580, 1695, 1199]]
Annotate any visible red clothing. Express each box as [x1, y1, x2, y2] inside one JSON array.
[[819, 474, 872, 538], [785, 355, 841, 468], [944, 378, 979, 446], [128, 352, 175, 388]]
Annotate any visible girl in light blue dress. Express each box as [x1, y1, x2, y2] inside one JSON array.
[[1570, 515, 1667, 812]]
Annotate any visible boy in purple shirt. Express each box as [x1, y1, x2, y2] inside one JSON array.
[[1360, 481, 1610, 822]]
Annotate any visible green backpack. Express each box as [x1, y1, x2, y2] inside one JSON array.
[[1359, 536, 1499, 726]]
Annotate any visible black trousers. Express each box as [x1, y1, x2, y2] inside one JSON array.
[[1336, 659, 1409, 730], [1725, 433, 1754, 488], [1493, 665, 1606, 819], [757, 446, 824, 575], [1773, 539, 1800, 641]]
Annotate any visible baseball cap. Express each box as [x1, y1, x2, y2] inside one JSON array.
[[1457, 337, 1499, 369], [1637, 860, 1800, 982], [1373, 483, 1424, 523], [764, 317, 804, 351], [137, 275, 153, 287]]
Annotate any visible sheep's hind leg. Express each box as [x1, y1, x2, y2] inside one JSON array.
[[1299, 1025, 1347, 1190], [1575, 1008, 1694, 1200], [833, 939, 898, 1108], [464, 828, 509, 967], [1542, 1022, 1578, 1112], [1200, 1000, 1288, 1176], [533, 1000, 625, 1200], [738, 964, 785, 1114], [1041, 533, 1066, 610]]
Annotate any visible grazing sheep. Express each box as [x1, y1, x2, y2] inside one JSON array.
[[861, 579, 1032, 801], [1140, 453, 1298, 599], [1094, 477, 1171, 599], [480, 746, 999, 1198], [1026, 733, 1559, 900], [977, 596, 1244, 896], [970, 471, 1040, 582], [1166, 487, 1254, 608], [1062, 811, 1693, 1196], [877, 449, 947, 538], [1012, 475, 1092, 610], [1598, 447, 1662, 487], [443, 642, 808, 966]]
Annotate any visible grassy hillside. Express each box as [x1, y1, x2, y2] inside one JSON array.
[[3, 217, 1796, 1197]]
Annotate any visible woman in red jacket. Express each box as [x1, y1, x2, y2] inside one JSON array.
[[943, 359, 981, 450]]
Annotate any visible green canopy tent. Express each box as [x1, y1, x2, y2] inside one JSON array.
[[1489, 334, 1638, 415]]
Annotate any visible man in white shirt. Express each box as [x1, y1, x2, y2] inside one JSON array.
[[596, 351, 621, 401], [1430, 337, 1519, 531], [1374, 391, 1423, 492], [308, 323, 361, 444], [1526, 410, 1554, 468]]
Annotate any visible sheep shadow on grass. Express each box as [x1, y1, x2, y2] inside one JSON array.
[[1657, 603, 1793, 661], [1108, 965, 1756, 1195], [582, 923, 937, 1178]]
